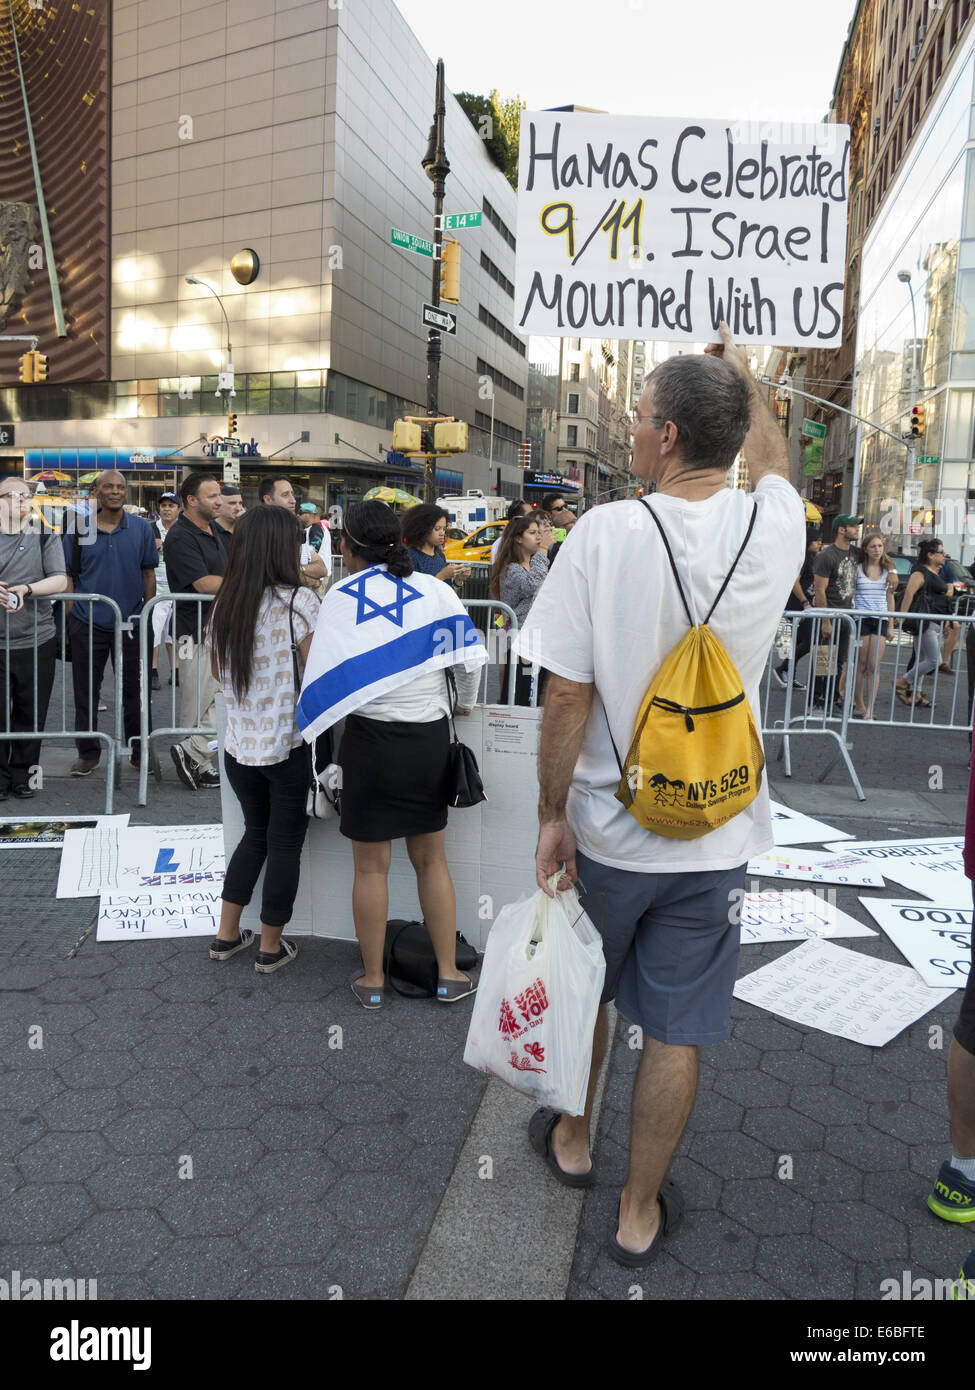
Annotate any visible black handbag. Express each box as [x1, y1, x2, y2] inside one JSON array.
[[444, 667, 486, 808], [383, 919, 479, 998]]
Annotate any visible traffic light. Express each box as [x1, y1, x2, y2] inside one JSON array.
[[433, 419, 468, 452], [18, 352, 33, 384], [635, 486, 645, 497], [910, 403, 926, 437], [419, 427, 434, 454], [518, 439, 532, 469], [440, 240, 460, 304], [227, 412, 238, 437], [393, 419, 421, 453], [32, 351, 47, 383]]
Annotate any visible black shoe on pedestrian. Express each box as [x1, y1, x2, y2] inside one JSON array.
[[196, 766, 220, 789], [70, 756, 100, 777], [151, 670, 161, 691], [12, 785, 35, 799], [771, 665, 788, 689], [210, 930, 256, 962], [170, 744, 199, 790], [255, 940, 298, 974]]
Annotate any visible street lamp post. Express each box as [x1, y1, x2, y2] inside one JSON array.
[[185, 275, 235, 409], [185, 275, 237, 482], [421, 59, 450, 504], [897, 268, 919, 552]]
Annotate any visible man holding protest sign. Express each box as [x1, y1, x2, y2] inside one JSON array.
[[517, 323, 804, 1265]]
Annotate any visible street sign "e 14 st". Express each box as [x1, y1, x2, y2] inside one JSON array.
[[443, 212, 482, 230]]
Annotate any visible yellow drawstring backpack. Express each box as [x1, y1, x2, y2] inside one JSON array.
[[609, 499, 764, 840]]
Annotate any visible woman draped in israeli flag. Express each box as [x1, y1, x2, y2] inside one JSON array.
[[297, 500, 487, 1010]]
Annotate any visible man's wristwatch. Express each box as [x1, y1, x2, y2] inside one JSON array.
[[24, 584, 33, 598]]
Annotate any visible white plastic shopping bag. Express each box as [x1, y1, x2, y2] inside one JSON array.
[[463, 875, 606, 1115]]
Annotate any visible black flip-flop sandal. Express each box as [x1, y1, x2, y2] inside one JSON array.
[[606, 1179, 685, 1267], [528, 1106, 596, 1189]]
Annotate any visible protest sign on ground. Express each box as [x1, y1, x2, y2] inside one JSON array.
[[769, 800, 850, 846], [58, 823, 224, 898], [739, 889, 876, 944], [96, 888, 221, 942], [733, 938, 956, 1046], [515, 111, 849, 344], [859, 898, 971, 989], [747, 846, 885, 886]]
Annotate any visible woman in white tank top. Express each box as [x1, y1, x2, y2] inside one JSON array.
[[852, 532, 897, 719]]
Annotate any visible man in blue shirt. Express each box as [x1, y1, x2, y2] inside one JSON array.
[[64, 471, 158, 775]]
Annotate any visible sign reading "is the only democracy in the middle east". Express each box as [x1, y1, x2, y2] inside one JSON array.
[[514, 111, 850, 346]]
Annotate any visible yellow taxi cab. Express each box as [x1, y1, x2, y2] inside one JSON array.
[[443, 519, 507, 564]]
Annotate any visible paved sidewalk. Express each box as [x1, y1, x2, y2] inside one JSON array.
[[1, 758, 971, 1299], [568, 803, 970, 1302]]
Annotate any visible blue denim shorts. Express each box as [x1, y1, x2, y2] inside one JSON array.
[[576, 851, 748, 1046]]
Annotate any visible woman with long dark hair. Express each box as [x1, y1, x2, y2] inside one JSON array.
[[490, 512, 548, 704], [207, 506, 320, 973], [401, 504, 470, 589], [296, 501, 487, 1009], [898, 536, 954, 709]]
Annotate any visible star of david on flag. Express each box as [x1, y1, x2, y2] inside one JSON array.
[[343, 569, 424, 627]]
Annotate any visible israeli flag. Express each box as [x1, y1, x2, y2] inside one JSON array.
[[296, 565, 487, 741]]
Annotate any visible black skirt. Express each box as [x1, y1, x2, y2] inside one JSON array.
[[339, 713, 451, 841]]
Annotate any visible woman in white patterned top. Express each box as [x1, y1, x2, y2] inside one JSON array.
[[206, 507, 320, 974]]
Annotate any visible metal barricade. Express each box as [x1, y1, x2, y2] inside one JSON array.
[[762, 606, 975, 800], [761, 609, 864, 799], [0, 592, 125, 814], [137, 592, 214, 807], [462, 599, 520, 707]]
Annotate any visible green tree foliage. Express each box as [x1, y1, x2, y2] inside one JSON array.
[[455, 89, 525, 190]]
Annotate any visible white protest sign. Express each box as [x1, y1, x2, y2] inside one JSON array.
[[515, 111, 849, 344], [823, 836, 964, 863], [733, 938, 956, 1046], [739, 889, 876, 945], [769, 800, 851, 846], [747, 846, 885, 886], [0, 814, 129, 849], [97, 888, 222, 942], [859, 898, 972, 989], [58, 823, 224, 898]]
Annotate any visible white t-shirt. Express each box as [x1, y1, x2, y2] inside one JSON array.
[[515, 476, 805, 873], [215, 586, 321, 766]]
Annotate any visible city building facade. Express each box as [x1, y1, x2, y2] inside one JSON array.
[[0, 0, 529, 514]]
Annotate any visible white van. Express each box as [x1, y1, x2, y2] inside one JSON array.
[[437, 490, 507, 534]]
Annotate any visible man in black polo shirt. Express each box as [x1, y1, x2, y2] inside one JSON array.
[[64, 471, 158, 776], [164, 473, 227, 790]]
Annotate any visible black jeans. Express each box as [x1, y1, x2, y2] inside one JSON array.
[[222, 747, 310, 928], [69, 614, 148, 761], [0, 637, 57, 791]]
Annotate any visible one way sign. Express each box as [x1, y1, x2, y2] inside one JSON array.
[[421, 303, 458, 335]]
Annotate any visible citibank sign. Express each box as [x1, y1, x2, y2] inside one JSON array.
[[202, 434, 261, 458]]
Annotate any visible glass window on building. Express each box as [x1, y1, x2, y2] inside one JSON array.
[[567, 425, 577, 446], [568, 393, 579, 414]]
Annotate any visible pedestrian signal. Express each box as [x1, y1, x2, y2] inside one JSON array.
[[392, 419, 421, 453]]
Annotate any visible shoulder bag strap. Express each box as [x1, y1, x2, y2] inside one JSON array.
[[639, 499, 693, 626], [443, 665, 459, 743], [704, 501, 759, 624]]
